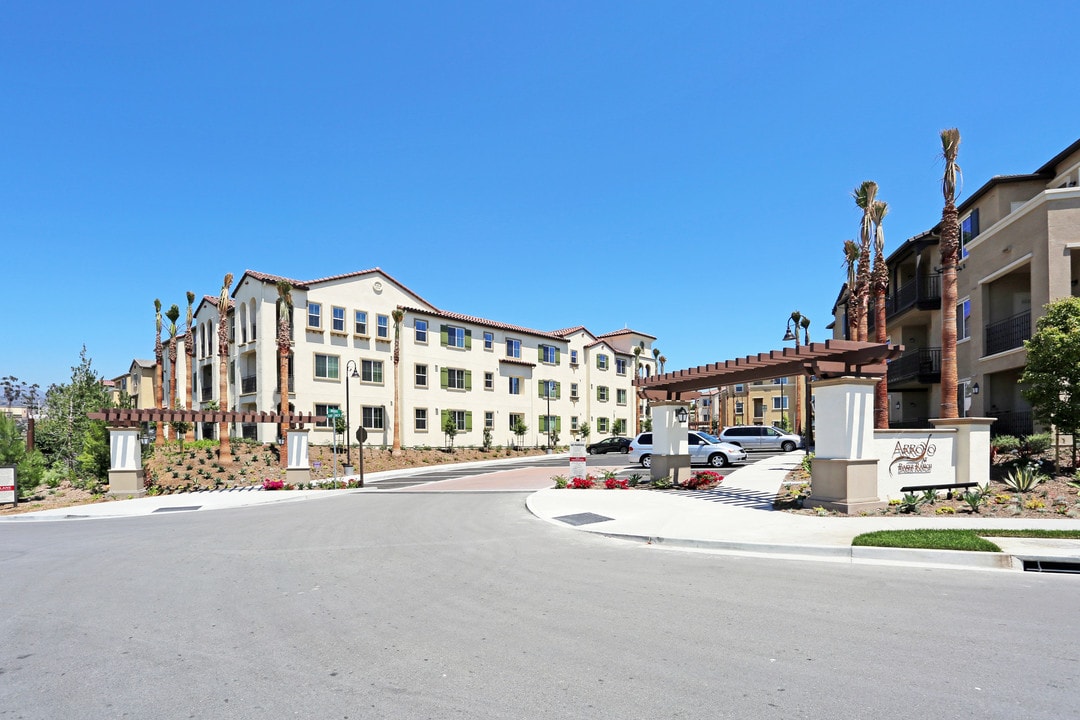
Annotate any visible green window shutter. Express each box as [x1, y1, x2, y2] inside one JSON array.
[[464, 370, 472, 391], [465, 411, 473, 431], [440, 325, 449, 347], [555, 381, 561, 399], [537, 380, 544, 398], [441, 367, 449, 389], [538, 414, 545, 432], [441, 410, 450, 428], [596, 355, 602, 369], [538, 345, 545, 362], [596, 386, 601, 400], [464, 329, 472, 349], [554, 349, 560, 365], [556, 416, 562, 432]]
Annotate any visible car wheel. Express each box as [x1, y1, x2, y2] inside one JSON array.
[[587, 448, 594, 455], [709, 453, 729, 468], [620, 446, 629, 454], [781, 441, 796, 452], [641, 454, 651, 469]]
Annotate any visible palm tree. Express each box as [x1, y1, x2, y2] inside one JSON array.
[[632, 346, 642, 434], [939, 128, 962, 419], [184, 291, 195, 441], [275, 281, 293, 467], [391, 308, 405, 456], [842, 240, 860, 339], [659, 355, 666, 374], [652, 348, 660, 375], [871, 200, 890, 428], [166, 304, 181, 440], [153, 299, 165, 447], [852, 180, 878, 341], [217, 273, 233, 458]]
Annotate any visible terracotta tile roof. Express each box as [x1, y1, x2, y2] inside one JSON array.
[[399, 306, 563, 341], [551, 325, 591, 338], [238, 267, 438, 309], [241, 270, 309, 289], [499, 357, 537, 368], [596, 328, 657, 341]]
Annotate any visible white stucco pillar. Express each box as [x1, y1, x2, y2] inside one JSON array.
[[286, 429, 311, 485], [650, 401, 691, 484], [107, 427, 145, 497], [930, 417, 995, 487]]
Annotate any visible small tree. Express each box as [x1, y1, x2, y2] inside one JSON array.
[[578, 420, 591, 441], [482, 426, 492, 451], [443, 414, 458, 450], [612, 418, 626, 436], [1021, 296, 1080, 468], [512, 418, 528, 448], [0, 412, 44, 496]]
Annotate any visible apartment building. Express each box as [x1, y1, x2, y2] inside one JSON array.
[[695, 380, 798, 432], [113, 359, 156, 410], [833, 137, 1080, 436], [180, 268, 656, 448]]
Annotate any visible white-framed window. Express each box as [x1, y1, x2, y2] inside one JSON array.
[[448, 409, 467, 431], [540, 345, 557, 364], [616, 358, 628, 375], [314, 353, 339, 380], [597, 417, 609, 433], [484, 371, 494, 390], [415, 408, 428, 431], [958, 299, 971, 341], [735, 384, 744, 392], [446, 325, 465, 348], [361, 359, 384, 384], [376, 314, 389, 339], [773, 396, 789, 410], [483, 331, 494, 350], [570, 382, 579, 399], [961, 209, 980, 259], [541, 380, 558, 399], [597, 386, 609, 402], [415, 319, 428, 343], [539, 415, 558, 433], [362, 406, 385, 429], [307, 302, 322, 329], [506, 338, 521, 358], [415, 364, 428, 387], [597, 354, 609, 370], [354, 310, 368, 335], [331, 306, 346, 333], [509, 413, 524, 431], [485, 411, 494, 429], [773, 377, 789, 385], [509, 377, 521, 395], [446, 368, 467, 390], [735, 400, 744, 414], [314, 403, 341, 428], [571, 416, 579, 431], [617, 389, 627, 405], [570, 349, 578, 365]]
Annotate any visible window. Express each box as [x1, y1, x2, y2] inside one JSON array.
[[540, 344, 557, 364], [509, 413, 524, 431], [570, 350, 578, 365], [571, 416, 579, 431], [597, 417, 609, 433], [361, 359, 384, 383], [617, 389, 627, 405], [314, 354, 339, 380], [362, 406, 385, 429], [444, 325, 466, 349], [415, 319, 428, 343], [331, 306, 346, 333], [445, 409, 468, 431], [773, 396, 789, 410], [773, 377, 789, 385], [509, 377, 521, 395], [484, 332, 494, 350], [539, 415, 560, 433], [376, 314, 389, 339], [570, 382, 579, 399], [415, 408, 428, 431], [597, 386, 609, 401], [540, 380, 559, 399], [616, 358, 628, 375], [444, 368, 469, 390], [415, 363, 428, 387], [485, 411, 494, 429], [307, 302, 322, 329], [961, 209, 980, 259], [958, 299, 971, 341], [735, 384, 744, 392], [735, 401, 744, 414], [315, 403, 340, 428], [597, 354, 609, 370], [506, 338, 521, 358], [354, 310, 368, 335], [484, 371, 494, 390]]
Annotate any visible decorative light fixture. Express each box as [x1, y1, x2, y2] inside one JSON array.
[[972, 382, 980, 395], [674, 407, 689, 423]]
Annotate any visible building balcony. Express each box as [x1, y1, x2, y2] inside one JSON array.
[[200, 387, 213, 401], [868, 276, 941, 332], [887, 347, 941, 385], [241, 423, 258, 440], [274, 376, 296, 393], [240, 375, 257, 394], [984, 311, 1031, 356]]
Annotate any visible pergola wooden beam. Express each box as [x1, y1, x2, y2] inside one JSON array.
[[89, 408, 325, 428]]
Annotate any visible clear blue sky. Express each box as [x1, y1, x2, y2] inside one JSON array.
[[2, 1, 1077, 391]]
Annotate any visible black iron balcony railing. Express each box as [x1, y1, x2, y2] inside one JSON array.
[[200, 387, 213, 401], [891, 418, 931, 429], [887, 347, 941, 385], [241, 375, 257, 394], [241, 423, 258, 440], [989, 410, 1033, 438], [867, 276, 942, 332], [984, 311, 1031, 356]]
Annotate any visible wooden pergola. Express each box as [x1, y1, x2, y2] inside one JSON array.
[[633, 339, 904, 399], [89, 408, 325, 428]]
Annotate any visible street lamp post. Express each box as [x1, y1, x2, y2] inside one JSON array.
[[345, 360, 359, 474], [545, 379, 553, 451], [783, 311, 812, 449]]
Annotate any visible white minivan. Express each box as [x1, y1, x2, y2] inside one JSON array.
[[626, 431, 748, 469]]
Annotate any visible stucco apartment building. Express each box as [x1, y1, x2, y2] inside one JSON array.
[[832, 137, 1080, 436], [160, 268, 657, 448]]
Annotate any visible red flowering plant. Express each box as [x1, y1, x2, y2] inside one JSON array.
[[604, 477, 629, 490], [569, 476, 595, 489], [262, 479, 285, 491], [681, 470, 723, 490]]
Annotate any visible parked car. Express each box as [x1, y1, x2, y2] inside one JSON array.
[[586, 436, 631, 455], [717, 425, 802, 452], [627, 431, 748, 468]]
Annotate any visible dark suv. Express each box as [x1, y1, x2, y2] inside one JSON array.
[[586, 436, 631, 454]]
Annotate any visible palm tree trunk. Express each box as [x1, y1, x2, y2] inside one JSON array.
[[279, 350, 289, 468], [940, 204, 960, 419], [874, 285, 889, 428]]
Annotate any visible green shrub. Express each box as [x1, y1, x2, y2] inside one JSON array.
[[1003, 463, 1044, 492], [800, 452, 814, 474], [991, 435, 1020, 454], [1019, 432, 1052, 459], [652, 476, 673, 489], [551, 475, 568, 489]]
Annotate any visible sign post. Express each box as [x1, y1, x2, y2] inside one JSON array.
[[355, 426, 368, 487], [0, 466, 16, 507], [327, 408, 343, 483], [569, 441, 587, 482]]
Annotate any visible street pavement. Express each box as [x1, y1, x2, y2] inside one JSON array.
[[6, 450, 1080, 572]]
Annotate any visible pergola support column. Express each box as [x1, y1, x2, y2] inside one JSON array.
[[107, 427, 146, 497], [650, 401, 692, 485], [286, 429, 312, 485]]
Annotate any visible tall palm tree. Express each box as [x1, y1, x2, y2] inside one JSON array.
[[217, 273, 233, 458], [659, 355, 666, 374], [391, 308, 405, 455], [842, 240, 860, 339], [939, 128, 962, 419], [275, 281, 293, 467], [852, 180, 878, 341], [184, 291, 195, 441], [871, 200, 890, 428], [166, 304, 181, 440], [652, 348, 660, 375], [632, 346, 642, 434], [153, 299, 165, 447]]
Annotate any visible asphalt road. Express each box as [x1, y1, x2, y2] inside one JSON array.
[[3, 491, 1077, 719]]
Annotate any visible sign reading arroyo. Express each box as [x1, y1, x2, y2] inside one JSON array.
[[888, 434, 938, 476], [873, 430, 956, 499]]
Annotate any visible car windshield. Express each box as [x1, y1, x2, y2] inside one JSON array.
[[696, 432, 720, 443]]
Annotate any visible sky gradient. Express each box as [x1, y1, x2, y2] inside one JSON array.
[[2, 1, 1078, 391]]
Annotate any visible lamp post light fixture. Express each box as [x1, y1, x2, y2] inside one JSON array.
[[345, 360, 359, 472], [784, 311, 812, 448], [674, 406, 689, 423]]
